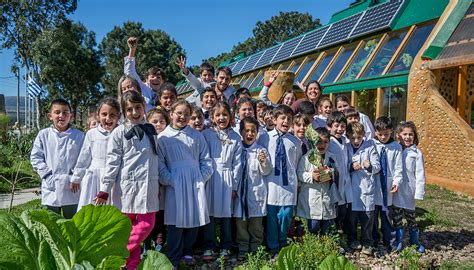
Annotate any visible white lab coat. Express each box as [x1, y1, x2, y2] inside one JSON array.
[[312, 115, 327, 129], [257, 129, 302, 206], [327, 136, 352, 205], [393, 145, 425, 211], [347, 139, 380, 211], [371, 139, 403, 207], [71, 125, 111, 211], [100, 122, 160, 214], [297, 151, 340, 220], [360, 113, 375, 139], [184, 72, 215, 107], [202, 128, 243, 218], [30, 126, 84, 206], [233, 143, 272, 218], [123, 56, 155, 106], [157, 125, 214, 228], [258, 85, 275, 106]]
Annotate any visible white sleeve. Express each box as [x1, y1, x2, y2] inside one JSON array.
[[258, 85, 273, 106], [392, 148, 403, 187], [198, 134, 214, 183], [30, 131, 51, 180], [123, 56, 154, 104], [100, 129, 123, 194], [414, 150, 426, 200], [157, 139, 173, 186], [71, 132, 92, 184], [231, 142, 243, 191], [297, 155, 314, 184], [364, 146, 381, 175], [185, 72, 205, 93]]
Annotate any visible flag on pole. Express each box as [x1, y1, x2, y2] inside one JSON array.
[[27, 77, 43, 98]]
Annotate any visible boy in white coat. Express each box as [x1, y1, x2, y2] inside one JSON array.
[[31, 98, 84, 219], [234, 117, 272, 258], [346, 123, 380, 255], [257, 105, 302, 255], [297, 127, 340, 235], [372, 116, 403, 250]]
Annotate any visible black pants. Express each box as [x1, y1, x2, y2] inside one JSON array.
[[45, 204, 77, 219], [348, 210, 375, 247]]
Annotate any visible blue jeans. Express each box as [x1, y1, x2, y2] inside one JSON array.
[[307, 219, 334, 235], [372, 205, 395, 247], [166, 225, 198, 266], [266, 205, 293, 253], [202, 217, 232, 250]]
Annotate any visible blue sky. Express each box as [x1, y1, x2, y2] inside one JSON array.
[[0, 0, 353, 96]]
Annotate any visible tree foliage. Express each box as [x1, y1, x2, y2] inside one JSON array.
[[31, 20, 103, 122], [204, 11, 321, 67], [99, 22, 185, 96]]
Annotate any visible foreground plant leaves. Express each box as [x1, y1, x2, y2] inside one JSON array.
[[138, 250, 173, 270]]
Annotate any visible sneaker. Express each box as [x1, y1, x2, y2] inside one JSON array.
[[349, 240, 362, 250], [202, 249, 214, 260], [182, 255, 196, 266], [219, 249, 231, 259], [362, 245, 374, 255]]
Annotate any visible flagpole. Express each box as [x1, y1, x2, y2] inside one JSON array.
[[36, 96, 40, 129], [24, 82, 27, 129]]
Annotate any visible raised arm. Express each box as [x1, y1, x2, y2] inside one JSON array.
[[123, 37, 154, 103], [258, 72, 279, 106]]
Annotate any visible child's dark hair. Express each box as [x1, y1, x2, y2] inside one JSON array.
[[97, 97, 121, 114], [216, 66, 232, 77], [239, 116, 259, 132], [191, 105, 204, 119], [293, 113, 311, 126], [273, 105, 294, 120], [121, 91, 144, 115], [255, 99, 267, 109], [335, 94, 350, 105], [117, 75, 142, 99], [237, 97, 255, 115], [344, 108, 360, 119], [146, 108, 170, 125], [146, 66, 166, 82], [50, 98, 72, 112], [158, 82, 178, 100], [346, 122, 365, 137], [200, 62, 215, 75], [315, 127, 330, 140], [327, 111, 347, 127], [298, 100, 316, 116], [170, 99, 192, 113], [280, 90, 297, 103], [200, 87, 217, 100], [375, 116, 394, 131], [210, 101, 233, 129], [396, 121, 419, 145], [305, 80, 322, 92], [318, 96, 333, 108], [236, 87, 251, 98]]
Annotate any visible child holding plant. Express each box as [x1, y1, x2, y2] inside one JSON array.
[[72, 97, 121, 212], [31, 98, 85, 219], [96, 91, 160, 270]]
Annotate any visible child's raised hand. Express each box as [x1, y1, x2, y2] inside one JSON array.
[[390, 185, 398, 193], [352, 162, 361, 171], [362, 160, 371, 169], [127, 37, 138, 49], [177, 55, 189, 75], [269, 72, 279, 83], [312, 169, 320, 182], [70, 183, 80, 193], [258, 150, 266, 163], [94, 197, 107, 205]]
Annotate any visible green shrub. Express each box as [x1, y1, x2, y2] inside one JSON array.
[[396, 245, 423, 270]]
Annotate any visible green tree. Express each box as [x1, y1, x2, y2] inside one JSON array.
[[99, 21, 185, 96], [31, 20, 103, 125], [204, 11, 321, 67]]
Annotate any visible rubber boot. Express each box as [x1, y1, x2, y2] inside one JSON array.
[[409, 228, 425, 253], [394, 227, 404, 252]]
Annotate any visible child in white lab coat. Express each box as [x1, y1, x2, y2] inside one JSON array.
[[177, 55, 215, 107], [31, 98, 84, 219], [393, 121, 426, 253]]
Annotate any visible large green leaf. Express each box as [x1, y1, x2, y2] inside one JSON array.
[[277, 246, 297, 270], [139, 250, 173, 270], [96, 256, 126, 270], [319, 254, 356, 270], [72, 205, 131, 266]]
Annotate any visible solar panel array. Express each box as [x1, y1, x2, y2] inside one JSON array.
[[178, 0, 405, 94]]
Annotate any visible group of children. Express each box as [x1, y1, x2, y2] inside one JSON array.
[[30, 37, 426, 270]]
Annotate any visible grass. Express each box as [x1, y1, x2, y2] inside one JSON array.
[[439, 260, 474, 270], [0, 199, 41, 216]]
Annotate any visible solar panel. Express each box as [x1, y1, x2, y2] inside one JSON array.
[[227, 62, 237, 71], [291, 26, 329, 57], [319, 13, 362, 47], [272, 36, 304, 63], [239, 51, 265, 74], [231, 60, 246, 74], [350, 0, 403, 38], [254, 44, 283, 69]]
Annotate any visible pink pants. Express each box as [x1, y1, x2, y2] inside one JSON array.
[[125, 212, 156, 270]]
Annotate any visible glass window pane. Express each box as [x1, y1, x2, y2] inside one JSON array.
[[243, 75, 255, 88], [361, 31, 407, 78], [295, 58, 316, 83], [356, 89, 377, 123], [321, 46, 356, 84], [305, 52, 335, 83], [278, 62, 290, 70], [339, 38, 380, 82], [249, 73, 264, 89], [238, 75, 248, 86], [289, 61, 302, 73], [388, 24, 435, 74], [380, 85, 407, 124]]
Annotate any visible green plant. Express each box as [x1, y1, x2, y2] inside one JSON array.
[[319, 254, 356, 270], [396, 245, 423, 270], [423, 207, 455, 227], [138, 250, 173, 270], [0, 161, 34, 211], [218, 255, 225, 270], [0, 205, 131, 269]]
